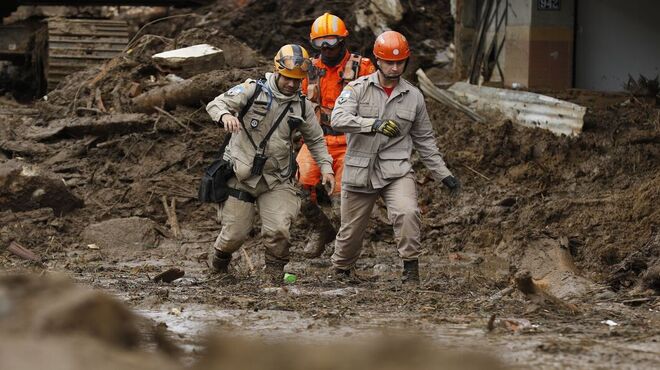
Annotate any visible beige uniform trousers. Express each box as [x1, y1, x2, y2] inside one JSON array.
[[331, 174, 421, 269], [214, 177, 300, 263]]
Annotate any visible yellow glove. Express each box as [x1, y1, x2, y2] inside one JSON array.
[[372, 119, 401, 137]]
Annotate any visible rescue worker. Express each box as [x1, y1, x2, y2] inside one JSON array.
[[206, 44, 335, 283], [297, 12, 375, 258], [330, 31, 461, 285]]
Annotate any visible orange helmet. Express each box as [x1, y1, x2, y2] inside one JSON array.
[[373, 31, 410, 61], [310, 13, 349, 40], [273, 44, 311, 79]]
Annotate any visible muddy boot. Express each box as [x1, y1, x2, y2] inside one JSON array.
[[402, 260, 420, 285], [301, 200, 336, 258], [211, 249, 232, 274], [263, 260, 287, 285], [329, 268, 361, 285]]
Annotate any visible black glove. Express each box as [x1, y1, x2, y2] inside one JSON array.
[[372, 119, 400, 137], [442, 175, 461, 195]]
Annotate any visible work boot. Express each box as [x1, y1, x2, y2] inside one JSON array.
[[402, 260, 420, 285], [211, 249, 232, 274], [329, 268, 361, 285], [263, 260, 287, 285], [301, 201, 336, 258]]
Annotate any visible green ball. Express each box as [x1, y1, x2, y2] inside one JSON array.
[[283, 273, 297, 284]]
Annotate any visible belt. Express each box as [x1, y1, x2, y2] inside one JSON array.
[[227, 188, 256, 203], [322, 125, 344, 136]]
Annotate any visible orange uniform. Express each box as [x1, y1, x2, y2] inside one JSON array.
[[297, 51, 375, 194]]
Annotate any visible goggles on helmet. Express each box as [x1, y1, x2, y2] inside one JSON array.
[[311, 36, 342, 50], [276, 55, 312, 72]]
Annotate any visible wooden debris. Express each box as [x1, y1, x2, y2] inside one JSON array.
[[241, 248, 255, 273], [161, 196, 182, 239], [24, 114, 154, 141], [132, 70, 235, 113], [153, 267, 185, 283], [416, 69, 486, 123], [6, 241, 45, 267]]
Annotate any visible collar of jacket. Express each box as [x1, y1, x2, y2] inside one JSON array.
[[266, 72, 300, 103], [366, 72, 410, 96]]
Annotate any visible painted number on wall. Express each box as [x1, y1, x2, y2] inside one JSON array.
[[538, 0, 561, 10]]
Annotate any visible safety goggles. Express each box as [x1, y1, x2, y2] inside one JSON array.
[[277, 55, 312, 72], [311, 36, 342, 49]]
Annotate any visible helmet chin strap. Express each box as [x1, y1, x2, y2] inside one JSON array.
[[375, 58, 409, 80]]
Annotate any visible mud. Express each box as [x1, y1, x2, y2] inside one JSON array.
[[1, 1, 659, 369]]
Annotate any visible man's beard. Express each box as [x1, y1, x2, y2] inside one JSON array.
[[381, 71, 403, 80]]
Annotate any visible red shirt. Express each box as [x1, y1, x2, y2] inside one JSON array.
[[382, 86, 395, 97]]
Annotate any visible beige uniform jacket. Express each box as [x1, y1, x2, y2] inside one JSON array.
[[331, 72, 453, 193], [207, 73, 333, 189]]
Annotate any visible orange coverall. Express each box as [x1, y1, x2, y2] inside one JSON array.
[[297, 51, 375, 195]]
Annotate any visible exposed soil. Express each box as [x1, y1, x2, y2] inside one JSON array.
[[1, 1, 659, 369]]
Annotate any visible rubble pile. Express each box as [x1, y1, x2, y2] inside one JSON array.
[[0, 1, 658, 368]]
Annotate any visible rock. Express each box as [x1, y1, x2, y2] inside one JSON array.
[[0, 274, 140, 349], [641, 263, 660, 293], [355, 0, 404, 35], [81, 217, 160, 250], [0, 160, 83, 215], [152, 44, 225, 79]]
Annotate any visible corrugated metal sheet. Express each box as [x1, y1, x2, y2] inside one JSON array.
[[448, 82, 587, 137], [46, 18, 129, 90]]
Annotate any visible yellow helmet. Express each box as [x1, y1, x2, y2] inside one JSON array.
[[273, 44, 311, 80]]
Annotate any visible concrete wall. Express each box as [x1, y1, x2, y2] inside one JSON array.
[[575, 0, 660, 91], [504, 0, 575, 89]]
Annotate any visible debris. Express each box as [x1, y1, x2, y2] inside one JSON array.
[[87, 244, 100, 250], [600, 319, 619, 327], [81, 217, 160, 250], [624, 74, 659, 97], [488, 286, 514, 303], [161, 196, 182, 239], [24, 113, 155, 141], [462, 163, 491, 181], [262, 286, 302, 296], [153, 268, 185, 283], [355, 0, 404, 35], [283, 273, 297, 284], [641, 263, 660, 293], [0, 160, 83, 215], [447, 82, 587, 136], [241, 248, 255, 273], [416, 69, 486, 123], [499, 318, 534, 333], [152, 44, 225, 79], [514, 270, 579, 313], [319, 287, 360, 297], [6, 241, 44, 267]]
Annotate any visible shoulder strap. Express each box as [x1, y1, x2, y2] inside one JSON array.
[[299, 93, 306, 118], [217, 79, 264, 157], [258, 100, 293, 150], [342, 53, 362, 82], [239, 100, 294, 151], [238, 78, 264, 121]]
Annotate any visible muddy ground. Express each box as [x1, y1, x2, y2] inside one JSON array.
[[1, 1, 659, 369]]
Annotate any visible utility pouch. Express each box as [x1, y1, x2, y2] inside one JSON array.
[[250, 152, 268, 176], [198, 158, 234, 203]]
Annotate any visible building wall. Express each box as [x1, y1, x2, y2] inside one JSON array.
[[575, 0, 660, 91], [504, 0, 574, 89]]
